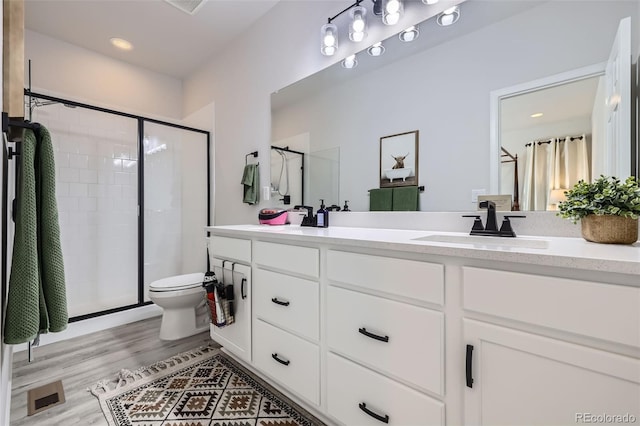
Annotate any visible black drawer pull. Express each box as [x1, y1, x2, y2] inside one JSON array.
[[359, 402, 389, 424], [271, 353, 290, 366], [271, 297, 290, 307], [241, 278, 247, 299], [466, 344, 474, 388], [359, 327, 389, 343]]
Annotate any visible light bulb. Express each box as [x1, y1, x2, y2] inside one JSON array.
[[439, 14, 454, 25], [324, 32, 336, 47], [341, 54, 358, 69], [386, 0, 400, 14], [321, 23, 338, 56], [349, 6, 367, 43], [399, 26, 419, 42], [436, 5, 460, 26], [367, 42, 385, 56], [353, 16, 365, 32], [384, 12, 400, 25]]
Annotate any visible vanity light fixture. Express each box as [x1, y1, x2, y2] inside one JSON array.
[[341, 54, 358, 69], [349, 5, 368, 42], [367, 41, 385, 56], [321, 0, 434, 56], [436, 5, 460, 26], [530, 112, 544, 118], [382, 0, 403, 25], [399, 25, 419, 42], [321, 23, 339, 56], [110, 37, 133, 51]]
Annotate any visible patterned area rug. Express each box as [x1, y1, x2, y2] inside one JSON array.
[[90, 346, 323, 426]]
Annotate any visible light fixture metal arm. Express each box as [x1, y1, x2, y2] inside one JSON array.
[[328, 0, 363, 23]]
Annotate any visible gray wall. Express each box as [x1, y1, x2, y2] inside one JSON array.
[[183, 0, 463, 223]]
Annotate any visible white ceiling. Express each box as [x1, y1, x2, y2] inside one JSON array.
[[501, 76, 601, 132], [25, 0, 281, 79]]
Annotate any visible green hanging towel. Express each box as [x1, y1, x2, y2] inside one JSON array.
[[4, 126, 68, 344], [241, 163, 260, 204], [392, 186, 419, 211], [369, 188, 393, 211]]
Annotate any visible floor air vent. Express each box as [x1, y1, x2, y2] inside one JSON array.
[[27, 380, 65, 416], [164, 0, 208, 15]]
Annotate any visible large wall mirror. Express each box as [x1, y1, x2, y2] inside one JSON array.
[[271, 0, 639, 212]]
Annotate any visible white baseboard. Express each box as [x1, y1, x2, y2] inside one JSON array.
[[13, 304, 162, 353]]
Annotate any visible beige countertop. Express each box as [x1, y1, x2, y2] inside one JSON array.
[[206, 225, 640, 276]]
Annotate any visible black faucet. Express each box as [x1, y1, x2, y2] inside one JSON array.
[[294, 205, 316, 227], [463, 200, 526, 237], [480, 200, 498, 232]]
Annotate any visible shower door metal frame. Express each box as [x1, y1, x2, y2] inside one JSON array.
[[25, 90, 211, 323]]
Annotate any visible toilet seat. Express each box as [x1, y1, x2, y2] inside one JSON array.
[[149, 272, 204, 292]]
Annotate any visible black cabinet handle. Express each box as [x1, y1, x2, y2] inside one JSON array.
[[271, 297, 290, 307], [359, 403, 389, 424], [466, 344, 474, 388], [359, 327, 389, 343], [271, 353, 290, 366], [241, 278, 247, 299]]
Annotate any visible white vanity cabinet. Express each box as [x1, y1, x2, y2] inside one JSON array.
[[208, 226, 640, 426], [326, 250, 446, 426], [462, 267, 640, 425], [207, 235, 252, 363], [252, 241, 321, 406]]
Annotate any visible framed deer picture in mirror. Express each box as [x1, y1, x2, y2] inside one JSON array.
[[380, 130, 419, 188]]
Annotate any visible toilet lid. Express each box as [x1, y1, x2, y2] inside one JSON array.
[[149, 272, 205, 292]]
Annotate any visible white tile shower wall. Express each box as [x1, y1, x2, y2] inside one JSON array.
[[33, 104, 139, 317]]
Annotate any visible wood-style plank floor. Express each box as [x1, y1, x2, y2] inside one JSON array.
[[10, 316, 214, 425]]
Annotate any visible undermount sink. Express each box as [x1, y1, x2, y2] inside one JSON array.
[[412, 234, 549, 249]]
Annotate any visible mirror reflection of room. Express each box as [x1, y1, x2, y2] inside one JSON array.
[[271, 0, 637, 212], [499, 77, 600, 212]]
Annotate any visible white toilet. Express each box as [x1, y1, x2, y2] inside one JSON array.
[[149, 272, 209, 340]]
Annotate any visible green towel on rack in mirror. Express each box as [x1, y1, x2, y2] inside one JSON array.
[[4, 126, 68, 345], [241, 163, 259, 204], [392, 186, 419, 211], [369, 188, 393, 211]]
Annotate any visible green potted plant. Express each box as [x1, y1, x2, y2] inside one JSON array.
[[557, 175, 640, 244]]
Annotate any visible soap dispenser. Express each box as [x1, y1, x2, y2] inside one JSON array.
[[317, 199, 329, 228]]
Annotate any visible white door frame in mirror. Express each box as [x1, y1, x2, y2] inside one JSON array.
[[489, 62, 606, 194]]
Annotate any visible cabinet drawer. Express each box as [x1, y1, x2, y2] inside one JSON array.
[[254, 241, 319, 278], [253, 320, 320, 405], [463, 267, 640, 347], [327, 353, 444, 426], [327, 286, 444, 395], [254, 268, 319, 341], [207, 235, 251, 263], [327, 250, 444, 305]]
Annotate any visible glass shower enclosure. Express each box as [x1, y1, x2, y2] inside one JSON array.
[[28, 91, 210, 320]]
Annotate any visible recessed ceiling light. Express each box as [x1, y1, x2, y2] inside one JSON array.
[[110, 38, 134, 51], [530, 112, 544, 118]]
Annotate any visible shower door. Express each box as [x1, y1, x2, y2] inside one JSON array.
[[142, 121, 209, 301], [32, 104, 139, 317], [26, 91, 211, 321]]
